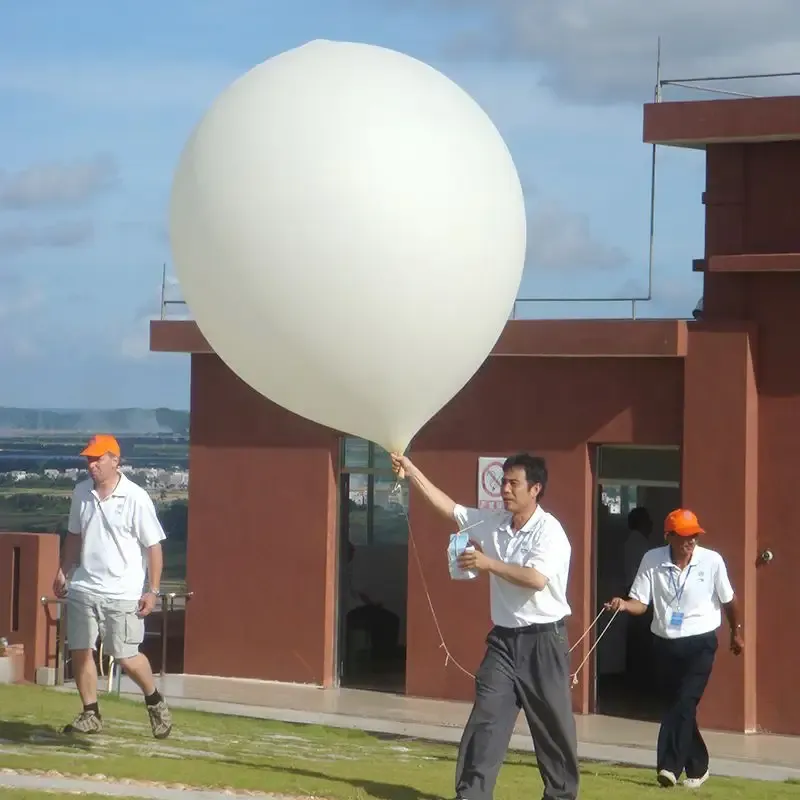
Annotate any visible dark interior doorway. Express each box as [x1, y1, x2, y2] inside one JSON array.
[[337, 438, 408, 693], [593, 446, 681, 721]]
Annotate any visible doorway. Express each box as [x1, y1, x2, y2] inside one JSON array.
[[593, 445, 681, 720], [337, 437, 408, 692]]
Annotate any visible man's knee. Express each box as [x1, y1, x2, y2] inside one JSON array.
[[70, 648, 96, 665]]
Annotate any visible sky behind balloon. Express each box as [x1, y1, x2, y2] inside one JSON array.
[[2, 0, 799, 409]]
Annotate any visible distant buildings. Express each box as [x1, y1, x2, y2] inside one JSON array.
[[0, 465, 189, 493]]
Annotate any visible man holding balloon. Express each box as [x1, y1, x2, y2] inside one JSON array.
[[391, 453, 579, 800]]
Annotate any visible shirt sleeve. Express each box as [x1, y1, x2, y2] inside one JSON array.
[[132, 491, 167, 548], [524, 519, 571, 582], [629, 556, 652, 605], [67, 490, 82, 535], [714, 555, 735, 604], [453, 504, 504, 550]]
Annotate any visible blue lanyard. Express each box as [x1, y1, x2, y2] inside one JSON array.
[[668, 565, 693, 607]]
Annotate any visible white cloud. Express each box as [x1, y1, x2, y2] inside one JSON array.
[[387, 0, 800, 104], [525, 201, 628, 272], [0, 156, 117, 209], [0, 220, 94, 255], [0, 280, 46, 358], [0, 59, 239, 113]]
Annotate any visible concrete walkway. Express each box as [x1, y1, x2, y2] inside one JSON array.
[[0, 770, 280, 798]]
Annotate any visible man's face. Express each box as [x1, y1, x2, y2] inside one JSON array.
[[501, 466, 540, 513], [87, 452, 118, 483], [666, 532, 698, 558]]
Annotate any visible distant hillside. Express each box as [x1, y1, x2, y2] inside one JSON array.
[[0, 407, 190, 436]]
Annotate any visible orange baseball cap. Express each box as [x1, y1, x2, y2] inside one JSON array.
[[80, 434, 121, 458], [664, 508, 705, 537]]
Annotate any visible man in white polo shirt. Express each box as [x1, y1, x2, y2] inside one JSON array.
[[391, 452, 579, 800], [53, 434, 173, 739], [606, 508, 743, 789]]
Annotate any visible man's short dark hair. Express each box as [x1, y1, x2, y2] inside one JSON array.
[[502, 453, 548, 499], [627, 506, 651, 531]]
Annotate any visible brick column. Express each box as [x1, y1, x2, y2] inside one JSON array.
[[682, 323, 758, 732], [0, 533, 60, 682]]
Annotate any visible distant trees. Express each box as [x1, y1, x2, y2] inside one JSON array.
[[0, 493, 69, 513]]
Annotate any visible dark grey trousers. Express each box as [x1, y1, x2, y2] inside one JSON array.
[[455, 621, 580, 800]]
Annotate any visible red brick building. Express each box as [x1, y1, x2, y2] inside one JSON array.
[[150, 95, 800, 736]]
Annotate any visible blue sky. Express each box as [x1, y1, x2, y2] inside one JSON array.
[[4, 0, 794, 410]]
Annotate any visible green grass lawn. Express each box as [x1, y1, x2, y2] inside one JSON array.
[[0, 685, 797, 799], [0, 792, 147, 799]]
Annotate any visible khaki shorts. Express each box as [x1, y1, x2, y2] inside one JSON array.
[[66, 590, 144, 660]]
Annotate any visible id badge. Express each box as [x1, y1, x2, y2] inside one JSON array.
[[669, 610, 684, 628]]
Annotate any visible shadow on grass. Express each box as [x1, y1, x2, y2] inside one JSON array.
[[225, 760, 445, 800], [0, 720, 94, 752]]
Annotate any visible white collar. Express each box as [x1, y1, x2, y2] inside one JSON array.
[[501, 504, 546, 536]]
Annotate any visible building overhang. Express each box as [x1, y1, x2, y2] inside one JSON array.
[[644, 96, 800, 149], [693, 253, 800, 273], [150, 318, 688, 358]]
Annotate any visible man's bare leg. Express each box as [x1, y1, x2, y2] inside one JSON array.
[[63, 649, 103, 734], [72, 649, 98, 705], [118, 653, 173, 740], [118, 653, 156, 695]]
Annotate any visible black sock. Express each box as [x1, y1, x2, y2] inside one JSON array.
[[83, 702, 100, 718], [145, 689, 163, 707]]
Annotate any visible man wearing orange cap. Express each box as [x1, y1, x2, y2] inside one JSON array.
[[606, 508, 743, 789], [53, 434, 172, 739]]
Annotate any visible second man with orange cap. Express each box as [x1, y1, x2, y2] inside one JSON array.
[[606, 508, 743, 790]]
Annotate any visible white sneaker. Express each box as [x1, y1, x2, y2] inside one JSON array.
[[657, 769, 678, 787], [683, 770, 709, 788]]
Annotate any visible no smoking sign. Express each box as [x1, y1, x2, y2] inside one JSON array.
[[478, 457, 505, 510]]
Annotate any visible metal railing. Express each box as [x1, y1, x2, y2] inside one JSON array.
[[40, 596, 68, 685], [659, 70, 800, 101], [40, 590, 193, 690], [157, 590, 193, 679]]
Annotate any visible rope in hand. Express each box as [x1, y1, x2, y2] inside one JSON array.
[[391, 481, 621, 687]]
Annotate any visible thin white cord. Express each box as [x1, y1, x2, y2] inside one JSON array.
[[390, 481, 619, 686], [568, 607, 620, 687]]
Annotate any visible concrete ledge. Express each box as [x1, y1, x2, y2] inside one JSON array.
[[644, 96, 800, 148], [0, 645, 25, 684], [151, 319, 689, 358]]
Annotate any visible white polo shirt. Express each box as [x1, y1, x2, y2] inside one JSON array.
[[453, 504, 572, 628], [67, 473, 167, 600], [629, 544, 735, 640]]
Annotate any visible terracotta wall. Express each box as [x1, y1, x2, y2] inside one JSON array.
[[405, 356, 684, 713], [0, 533, 59, 681], [701, 142, 800, 735], [747, 274, 800, 735], [185, 354, 339, 686]]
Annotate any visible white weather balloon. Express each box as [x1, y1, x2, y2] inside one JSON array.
[[169, 39, 526, 454]]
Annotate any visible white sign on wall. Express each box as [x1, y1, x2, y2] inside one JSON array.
[[477, 457, 506, 510]]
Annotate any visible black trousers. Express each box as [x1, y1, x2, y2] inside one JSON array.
[[455, 621, 580, 800], [653, 630, 718, 778]]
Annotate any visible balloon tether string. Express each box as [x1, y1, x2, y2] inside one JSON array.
[[388, 480, 618, 686]]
